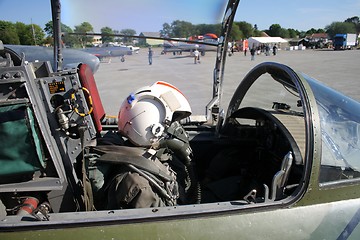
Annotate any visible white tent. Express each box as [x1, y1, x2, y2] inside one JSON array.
[[248, 37, 288, 49]]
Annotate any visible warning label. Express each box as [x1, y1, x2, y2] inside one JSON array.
[[48, 81, 66, 94]]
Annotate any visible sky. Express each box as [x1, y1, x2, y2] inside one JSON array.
[[1, 0, 359, 34]]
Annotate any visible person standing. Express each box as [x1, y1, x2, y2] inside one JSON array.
[[265, 45, 270, 56], [193, 48, 200, 64], [273, 44, 277, 56], [250, 47, 255, 61], [148, 47, 153, 65]]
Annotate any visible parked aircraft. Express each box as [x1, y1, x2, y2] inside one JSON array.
[[162, 37, 218, 56], [127, 45, 140, 53], [1, 0, 360, 239], [4, 44, 100, 73], [81, 44, 139, 62]]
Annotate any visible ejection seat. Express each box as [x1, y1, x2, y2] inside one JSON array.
[[0, 46, 112, 215]]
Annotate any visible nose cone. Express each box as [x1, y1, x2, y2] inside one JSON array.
[[62, 48, 100, 73]]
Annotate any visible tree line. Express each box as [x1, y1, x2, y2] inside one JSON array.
[[0, 20, 137, 48], [1, 16, 359, 47], [190, 16, 359, 41], [0, 21, 45, 45]]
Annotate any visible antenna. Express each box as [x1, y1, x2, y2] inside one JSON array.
[[31, 18, 37, 45]]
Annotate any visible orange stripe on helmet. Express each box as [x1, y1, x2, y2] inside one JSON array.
[[155, 81, 186, 97]]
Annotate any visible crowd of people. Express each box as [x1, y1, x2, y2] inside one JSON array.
[[227, 42, 279, 61], [147, 42, 280, 65], [241, 44, 279, 61]]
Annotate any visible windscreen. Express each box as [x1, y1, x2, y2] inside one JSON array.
[[306, 75, 360, 183]]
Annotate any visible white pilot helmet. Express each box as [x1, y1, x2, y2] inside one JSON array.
[[118, 81, 191, 146]]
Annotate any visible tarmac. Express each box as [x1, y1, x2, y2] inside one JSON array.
[[94, 48, 360, 116]]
